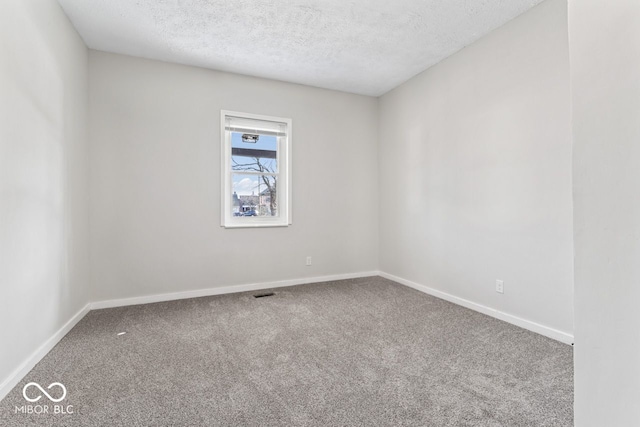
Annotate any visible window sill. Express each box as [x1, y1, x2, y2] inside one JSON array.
[[222, 221, 290, 229]]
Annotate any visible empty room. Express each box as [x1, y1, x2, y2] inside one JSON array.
[[1, 0, 638, 425]]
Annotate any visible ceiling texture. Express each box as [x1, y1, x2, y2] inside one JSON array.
[[57, 0, 544, 96]]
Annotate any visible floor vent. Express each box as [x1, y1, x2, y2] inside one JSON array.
[[254, 292, 275, 298]]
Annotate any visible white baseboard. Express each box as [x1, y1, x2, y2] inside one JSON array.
[[0, 303, 91, 402], [379, 272, 574, 345], [91, 271, 380, 310]]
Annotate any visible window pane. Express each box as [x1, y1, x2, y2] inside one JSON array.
[[231, 132, 277, 173], [231, 174, 278, 217]]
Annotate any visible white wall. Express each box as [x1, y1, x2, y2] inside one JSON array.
[[378, 0, 573, 336], [0, 0, 89, 393], [88, 51, 379, 302], [570, 0, 640, 424]]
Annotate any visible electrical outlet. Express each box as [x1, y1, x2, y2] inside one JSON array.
[[496, 280, 504, 294], [306, 256, 312, 266]]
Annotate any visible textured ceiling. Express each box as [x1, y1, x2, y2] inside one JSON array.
[[57, 0, 544, 96]]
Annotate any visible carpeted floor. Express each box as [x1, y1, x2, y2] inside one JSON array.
[[0, 276, 573, 426]]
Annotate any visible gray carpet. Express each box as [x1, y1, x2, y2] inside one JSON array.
[[0, 276, 573, 426]]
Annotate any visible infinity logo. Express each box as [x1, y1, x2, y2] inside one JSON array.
[[22, 382, 67, 403]]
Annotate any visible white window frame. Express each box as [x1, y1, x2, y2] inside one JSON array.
[[221, 110, 292, 228]]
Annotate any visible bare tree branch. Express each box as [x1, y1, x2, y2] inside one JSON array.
[[233, 157, 277, 215]]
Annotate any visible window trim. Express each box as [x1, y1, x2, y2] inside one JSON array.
[[221, 110, 292, 228]]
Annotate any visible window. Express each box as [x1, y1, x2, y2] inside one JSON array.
[[221, 111, 292, 228]]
